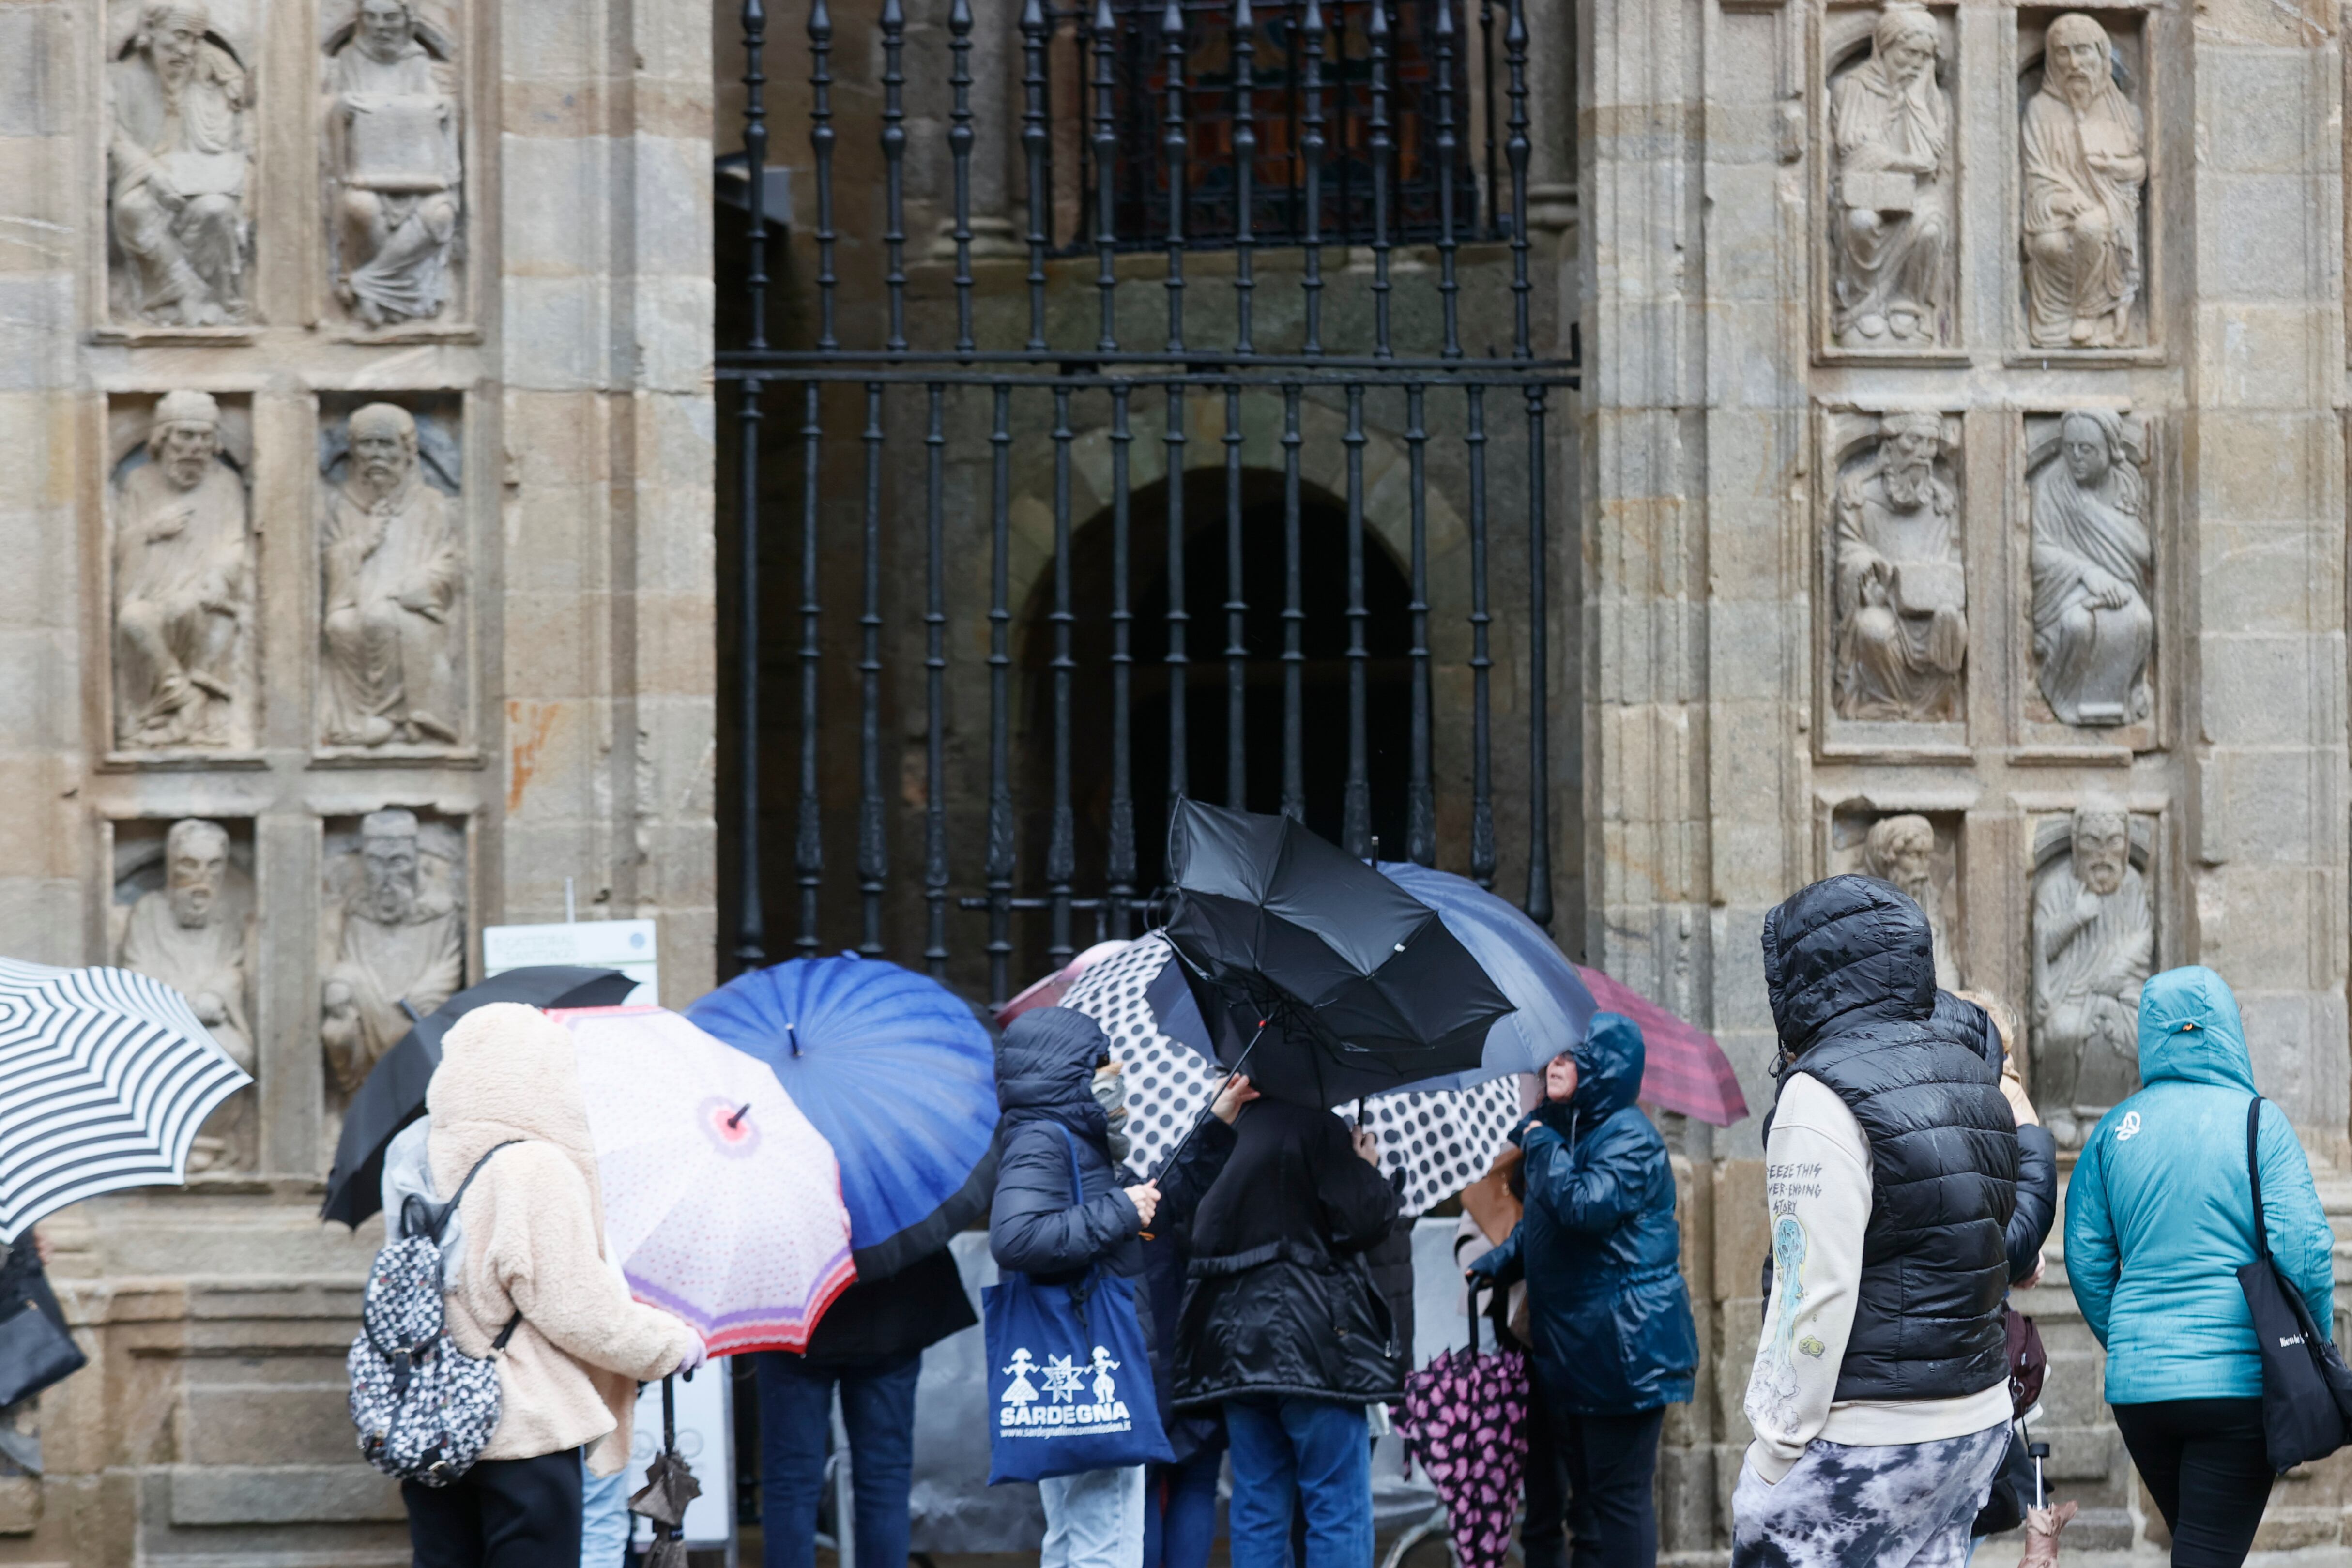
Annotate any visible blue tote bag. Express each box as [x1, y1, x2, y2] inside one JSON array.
[[983, 1128, 1174, 1484]]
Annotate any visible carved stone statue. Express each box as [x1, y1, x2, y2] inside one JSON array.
[[1833, 412, 1965, 722], [1830, 4, 1951, 348], [321, 809, 463, 1097], [2022, 13, 2147, 348], [112, 391, 251, 748], [2031, 803, 2153, 1145], [319, 404, 463, 747], [1863, 814, 1959, 989], [108, 1, 251, 326], [2031, 409, 2152, 725], [325, 0, 462, 327], [118, 820, 255, 1171]]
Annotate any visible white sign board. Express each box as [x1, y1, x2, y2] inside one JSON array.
[[626, 1370, 734, 1551], [481, 918, 659, 1004]]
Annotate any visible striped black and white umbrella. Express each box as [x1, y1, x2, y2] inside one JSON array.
[[0, 959, 252, 1242]]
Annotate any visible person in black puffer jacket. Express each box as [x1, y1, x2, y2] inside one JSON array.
[[1929, 990, 2058, 1286], [1731, 875, 2020, 1568], [1175, 1098, 1402, 1568], [991, 1007, 1244, 1568]]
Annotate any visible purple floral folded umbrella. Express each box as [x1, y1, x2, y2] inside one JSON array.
[[1395, 1307, 1532, 1568]]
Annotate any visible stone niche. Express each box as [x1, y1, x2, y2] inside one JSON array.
[[314, 392, 469, 756], [319, 0, 469, 335], [2016, 8, 2154, 355], [2028, 802, 2156, 1148], [1829, 805, 1965, 989], [319, 807, 467, 1113], [2020, 408, 2156, 744], [1818, 408, 1970, 752], [1818, 1, 1961, 357], [109, 816, 259, 1173], [102, 0, 260, 332], [104, 389, 259, 756]]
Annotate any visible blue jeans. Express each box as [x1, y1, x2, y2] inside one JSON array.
[[1143, 1446, 1223, 1568], [754, 1351, 921, 1568], [580, 1452, 632, 1567], [1224, 1399, 1371, 1568]]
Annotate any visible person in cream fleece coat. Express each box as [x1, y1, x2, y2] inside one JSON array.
[[406, 1002, 704, 1568]]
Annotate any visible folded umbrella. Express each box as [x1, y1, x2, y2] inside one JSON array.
[[322, 965, 639, 1227], [685, 953, 998, 1283], [1163, 800, 1513, 1108], [559, 1005, 855, 1355], [0, 959, 252, 1243], [1573, 964, 1748, 1126], [1395, 1303, 1532, 1568]]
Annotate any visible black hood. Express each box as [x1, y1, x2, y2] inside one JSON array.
[[994, 1005, 1112, 1140], [1926, 990, 2001, 1070], [1760, 875, 1937, 1056]]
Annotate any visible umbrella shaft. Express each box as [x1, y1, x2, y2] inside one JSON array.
[[1159, 1024, 1268, 1177]]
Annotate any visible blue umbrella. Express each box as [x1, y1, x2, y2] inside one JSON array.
[[686, 954, 999, 1283], [1375, 862, 1597, 1088]]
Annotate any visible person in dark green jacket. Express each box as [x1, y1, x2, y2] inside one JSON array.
[[1467, 1012, 1698, 1568], [2065, 965, 2335, 1568]]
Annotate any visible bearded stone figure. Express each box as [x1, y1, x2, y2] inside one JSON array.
[[108, 0, 251, 326], [1829, 3, 1951, 348], [321, 809, 463, 1096], [2022, 13, 2148, 348], [325, 0, 462, 326], [2031, 408, 2152, 726], [2031, 803, 2153, 1145], [113, 390, 251, 748], [1833, 412, 1965, 723], [319, 403, 463, 747], [1863, 814, 1958, 989], [118, 819, 256, 1171]]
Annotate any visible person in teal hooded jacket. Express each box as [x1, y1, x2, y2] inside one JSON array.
[[1468, 1012, 1697, 1568], [2065, 965, 2334, 1568]]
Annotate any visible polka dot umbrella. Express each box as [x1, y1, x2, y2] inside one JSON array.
[[1060, 934, 1526, 1215]]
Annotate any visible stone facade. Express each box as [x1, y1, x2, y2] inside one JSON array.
[[0, 0, 715, 1556]]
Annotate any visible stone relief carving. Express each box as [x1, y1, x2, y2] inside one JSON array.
[[2022, 13, 2148, 349], [111, 391, 253, 750], [116, 819, 256, 1172], [1829, 3, 1952, 349], [1832, 411, 1965, 723], [1862, 814, 1961, 989], [2031, 408, 2152, 726], [324, 0, 462, 327], [321, 808, 464, 1098], [2031, 802, 2153, 1146], [108, 1, 252, 326], [318, 402, 464, 749]]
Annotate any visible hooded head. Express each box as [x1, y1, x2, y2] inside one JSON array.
[[2135, 965, 2254, 1095], [1560, 1012, 1646, 1127], [426, 1002, 606, 1237], [1927, 990, 2002, 1070], [994, 1005, 1114, 1140], [1761, 874, 1938, 1057]]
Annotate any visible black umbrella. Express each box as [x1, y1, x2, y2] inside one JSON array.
[[1162, 799, 1514, 1110], [321, 965, 638, 1227]]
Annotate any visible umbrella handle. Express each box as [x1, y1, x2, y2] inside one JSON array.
[[1156, 1022, 1270, 1179], [1465, 1294, 1480, 1355], [662, 1373, 676, 1454]]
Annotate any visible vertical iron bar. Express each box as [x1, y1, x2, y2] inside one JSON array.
[[1162, 0, 1188, 352], [733, 0, 769, 972], [1280, 383, 1304, 821], [1405, 382, 1432, 865], [1480, 0, 1497, 239], [1300, 0, 1327, 354], [809, 0, 837, 350], [1368, 0, 1392, 357], [948, 0, 976, 354], [1049, 388, 1076, 965], [1092, 0, 1120, 352], [1223, 383, 1247, 807], [1107, 386, 1137, 934], [880, 0, 908, 350], [1165, 384, 1188, 806], [858, 384, 886, 955], [985, 388, 1015, 1003], [923, 384, 948, 976], [1466, 384, 1494, 889], [1434, 0, 1461, 358], [1021, 0, 1050, 350], [1342, 383, 1369, 856], [795, 379, 824, 952], [1525, 383, 1550, 925], [1504, 0, 1531, 360], [1232, 0, 1256, 352]]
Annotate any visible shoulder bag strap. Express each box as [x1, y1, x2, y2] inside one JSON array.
[[437, 1139, 529, 1353], [1056, 1124, 1100, 1314], [2247, 1096, 2271, 1263]]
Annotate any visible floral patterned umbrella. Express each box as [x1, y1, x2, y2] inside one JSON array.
[[1395, 1307, 1531, 1568]]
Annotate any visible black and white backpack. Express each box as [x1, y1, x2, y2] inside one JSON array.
[[348, 1140, 524, 1486]]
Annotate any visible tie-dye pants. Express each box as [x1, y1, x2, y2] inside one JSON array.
[[1729, 1421, 2010, 1568]]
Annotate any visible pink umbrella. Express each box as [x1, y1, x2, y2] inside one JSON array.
[[1395, 1308, 1532, 1568], [1573, 965, 1749, 1127], [994, 940, 1129, 1027]]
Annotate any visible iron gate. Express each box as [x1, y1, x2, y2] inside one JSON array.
[[715, 0, 1578, 1005]]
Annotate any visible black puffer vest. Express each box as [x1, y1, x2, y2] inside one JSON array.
[[1762, 876, 2018, 1403]]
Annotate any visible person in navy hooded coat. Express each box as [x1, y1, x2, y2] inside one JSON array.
[[1467, 1012, 1698, 1568]]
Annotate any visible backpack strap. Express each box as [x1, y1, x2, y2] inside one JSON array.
[[426, 1140, 524, 1244], [490, 1312, 524, 1352]]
